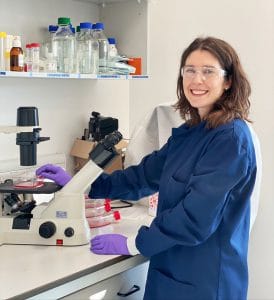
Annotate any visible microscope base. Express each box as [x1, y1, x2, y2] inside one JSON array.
[[0, 216, 90, 246]]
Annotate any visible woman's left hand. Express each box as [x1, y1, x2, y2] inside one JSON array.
[[90, 234, 131, 255]]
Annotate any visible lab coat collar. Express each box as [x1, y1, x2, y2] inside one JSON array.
[[172, 121, 207, 137]]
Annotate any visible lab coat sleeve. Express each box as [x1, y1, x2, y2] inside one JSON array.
[[135, 133, 253, 257], [127, 236, 140, 255], [89, 139, 171, 200]]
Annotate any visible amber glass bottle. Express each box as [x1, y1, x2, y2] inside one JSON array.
[[10, 36, 24, 71]]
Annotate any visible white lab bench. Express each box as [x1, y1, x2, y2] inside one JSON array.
[[0, 203, 152, 300]]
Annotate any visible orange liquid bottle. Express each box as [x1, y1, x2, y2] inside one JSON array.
[[10, 36, 24, 72]]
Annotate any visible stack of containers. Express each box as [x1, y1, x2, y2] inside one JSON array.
[[3, 19, 131, 75], [85, 197, 121, 228]]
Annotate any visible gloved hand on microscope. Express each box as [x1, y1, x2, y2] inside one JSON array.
[[35, 163, 132, 256], [36, 164, 72, 186]]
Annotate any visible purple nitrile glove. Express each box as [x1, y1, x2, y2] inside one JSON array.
[[90, 234, 130, 255], [36, 164, 72, 187]]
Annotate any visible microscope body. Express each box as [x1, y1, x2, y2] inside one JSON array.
[[0, 159, 103, 246], [0, 124, 122, 246]]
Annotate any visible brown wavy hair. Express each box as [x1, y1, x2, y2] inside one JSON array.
[[174, 37, 251, 128]]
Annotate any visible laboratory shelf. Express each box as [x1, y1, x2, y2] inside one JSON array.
[[74, 0, 145, 4], [0, 71, 149, 80]]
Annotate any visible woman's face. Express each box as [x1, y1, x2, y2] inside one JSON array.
[[182, 49, 231, 119]]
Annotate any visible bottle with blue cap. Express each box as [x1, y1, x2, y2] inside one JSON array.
[[52, 17, 75, 73], [108, 37, 118, 59], [77, 22, 99, 74], [41, 25, 58, 60], [92, 22, 109, 74]]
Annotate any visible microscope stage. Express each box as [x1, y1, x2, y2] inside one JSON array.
[[0, 182, 61, 194]]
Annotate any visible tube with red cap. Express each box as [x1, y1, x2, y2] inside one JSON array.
[[86, 211, 121, 228]]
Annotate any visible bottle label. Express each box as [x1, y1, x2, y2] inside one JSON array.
[[11, 54, 24, 68], [5, 51, 10, 71], [46, 61, 57, 73], [18, 54, 24, 67]]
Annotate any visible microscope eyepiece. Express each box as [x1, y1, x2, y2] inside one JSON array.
[[101, 131, 123, 150], [17, 107, 39, 126], [15, 107, 49, 166], [89, 131, 123, 168]]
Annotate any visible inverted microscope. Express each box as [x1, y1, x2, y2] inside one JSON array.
[[0, 107, 122, 246]]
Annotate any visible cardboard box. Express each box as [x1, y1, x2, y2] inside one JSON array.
[[70, 139, 128, 174]]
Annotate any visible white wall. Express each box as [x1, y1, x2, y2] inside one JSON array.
[[133, 0, 273, 299], [101, 0, 148, 73], [0, 0, 131, 172]]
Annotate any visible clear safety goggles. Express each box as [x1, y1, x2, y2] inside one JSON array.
[[181, 66, 227, 81]]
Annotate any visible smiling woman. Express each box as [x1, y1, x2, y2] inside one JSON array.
[[182, 50, 231, 119], [38, 37, 257, 300], [175, 36, 251, 127]]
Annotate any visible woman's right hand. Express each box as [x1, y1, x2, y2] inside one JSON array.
[[36, 164, 72, 186]]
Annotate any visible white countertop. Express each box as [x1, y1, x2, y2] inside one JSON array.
[[0, 203, 152, 299]]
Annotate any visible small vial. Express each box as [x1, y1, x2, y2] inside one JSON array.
[[10, 36, 24, 72], [25, 44, 32, 72], [5, 34, 13, 71], [0, 31, 7, 70], [31, 43, 40, 72]]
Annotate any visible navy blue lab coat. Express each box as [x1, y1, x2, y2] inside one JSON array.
[[90, 119, 257, 300]]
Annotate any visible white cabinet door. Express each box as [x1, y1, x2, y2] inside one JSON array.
[[62, 261, 149, 300]]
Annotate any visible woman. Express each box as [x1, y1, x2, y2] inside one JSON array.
[[37, 37, 257, 300]]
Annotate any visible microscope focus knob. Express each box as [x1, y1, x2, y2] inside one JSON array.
[[39, 221, 56, 239], [64, 227, 74, 237]]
